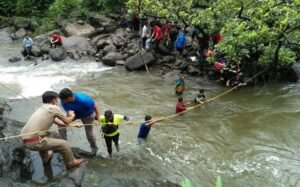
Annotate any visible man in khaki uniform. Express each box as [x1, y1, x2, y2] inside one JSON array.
[[21, 91, 84, 169]]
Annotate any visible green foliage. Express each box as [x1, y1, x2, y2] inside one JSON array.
[[48, 0, 82, 17], [0, 0, 17, 16], [15, 0, 55, 16], [127, 0, 300, 66], [82, 0, 125, 12], [215, 0, 300, 65]]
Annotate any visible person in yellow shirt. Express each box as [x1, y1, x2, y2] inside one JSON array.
[[99, 110, 131, 159]]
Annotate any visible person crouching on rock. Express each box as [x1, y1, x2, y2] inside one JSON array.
[[21, 91, 84, 169], [22, 34, 33, 58], [50, 32, 63, 48], [99, 110, 132, 159]]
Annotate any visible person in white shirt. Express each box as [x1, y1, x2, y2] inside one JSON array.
[[141, 23, 148, 50]]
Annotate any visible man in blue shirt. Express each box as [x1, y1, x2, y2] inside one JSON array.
[[137, 115, 155, 144], [59, 88, 100, 156], [22, 34, 33, 58]]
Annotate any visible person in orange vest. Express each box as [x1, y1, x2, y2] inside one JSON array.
[[175, 75, 185, 96]]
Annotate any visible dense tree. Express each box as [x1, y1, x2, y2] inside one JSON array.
[[0, 0, 18, 16], [82, 0, 126, 12], [127, 0, 300, 67], [215, 0, 300, 66], [15, 0, 55, 16]]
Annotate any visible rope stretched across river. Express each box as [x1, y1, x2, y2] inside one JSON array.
[[0, 68, 268, 141]]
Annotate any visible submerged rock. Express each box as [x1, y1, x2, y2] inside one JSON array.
[[9, 56, 22, 63], [0, 32, 12, 44]]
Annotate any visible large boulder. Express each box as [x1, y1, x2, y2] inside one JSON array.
[[91, 34, 109, 46], [102, 52, 124, 66], [66, 49, 81, 60], [12, 17, 30, 29], [0, 32, 12, 44], [31, 46, 42, 57], [11, 28, 26, 40], [0, 27, 15, 34], [110, 33, 127, 48], [49, 48, 67, 61], [63, 36, 96, 55], [89, 14, 114, 28], [125, 51, 156, 71], [96, 39, 110, 49], [63, 23, 96, 38], [103, 45, 116, 55]]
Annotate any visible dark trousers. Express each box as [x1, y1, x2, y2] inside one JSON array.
[[104, 133, 119, 154], [23, 46, 32, 57], [59, 113, 98, 151]]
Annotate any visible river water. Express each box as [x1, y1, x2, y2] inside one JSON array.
[[1, 44, 300, 187]]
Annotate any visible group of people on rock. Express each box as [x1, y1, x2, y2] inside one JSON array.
[[22, 32, 63, 58], [136, 17, 186, 58], [21, 88, 156, 169]]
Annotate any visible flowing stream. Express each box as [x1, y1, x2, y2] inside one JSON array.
[[1, 44, 300, 186]]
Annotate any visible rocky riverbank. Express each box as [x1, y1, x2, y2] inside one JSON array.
[[0, 101, 180, 187], [2, 14, 298, 84]]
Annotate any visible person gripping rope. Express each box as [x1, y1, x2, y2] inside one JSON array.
[[99, 110, 132, 159], [21, 91, 84, 169], [137, 115, 155, 144], [59, 88, 100, 156]]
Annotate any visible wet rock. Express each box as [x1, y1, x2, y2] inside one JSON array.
[[0, 27, 15, 34], [91, 34, 110, 46], [107, 13, 121, 21], [102, 52, 124, 66], [163, 70, 181, 81], [13, 17, 30, 29], [11, 28, 26, 40], [110, 34, 127, 48], [96, 39, 110, 49], [89, 14, 114, 28], [160, 56, 176, 64], [104, 25, 119, 34], [63, 23, 96, 38], [77, 20, 84, 25], [158, 43, 170, 54], [103, 45, 116, 55], [49, 48, 67, 61], [33, 34, 49, 45], [116, 60, 125, 66], [187, 65, 201, 76], [31, 46, 42, 57], [125, 51, 155, 71], [9, 56, 22, 63], [63, 36, 95, 55], [40, 41, 52, 54], [66, 50, 81, 60], [0, 32, 12, 44]]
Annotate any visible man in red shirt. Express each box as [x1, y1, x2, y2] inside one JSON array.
[[176, 97, 189, 114], [151, 25, 163, 51], [51, 32, 63, 48]]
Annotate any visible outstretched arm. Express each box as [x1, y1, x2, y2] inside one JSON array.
[[94, 103, 100, 121]]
